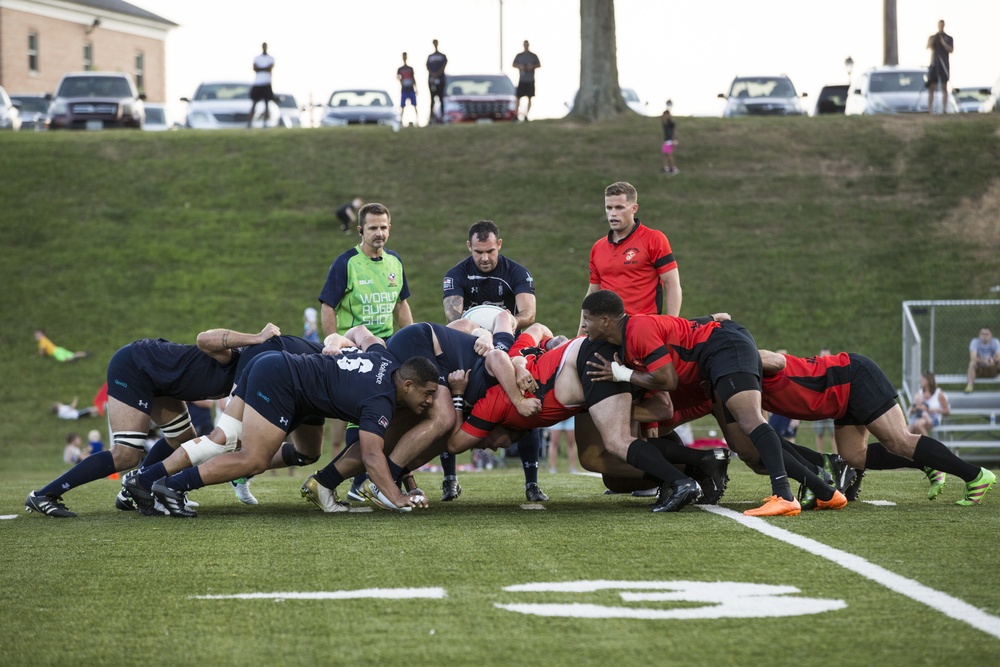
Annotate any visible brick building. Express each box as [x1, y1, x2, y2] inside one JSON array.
[[0, 0, 175, 100]]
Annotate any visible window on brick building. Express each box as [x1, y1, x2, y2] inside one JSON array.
[[28, 32, 39, 73], [135, 52, 145, 92], [84, 43, 93, 70]]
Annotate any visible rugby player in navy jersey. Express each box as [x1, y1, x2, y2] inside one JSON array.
[[148, 335, 440, 517], [441, 219, 548, 502], [300, 317, 541, 512], [123, 334, 332, 514], [25, 323, 280, 518]]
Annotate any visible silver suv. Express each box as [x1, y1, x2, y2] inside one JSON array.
[[48, 72, 145, 130], [718, 75, 807, 117]]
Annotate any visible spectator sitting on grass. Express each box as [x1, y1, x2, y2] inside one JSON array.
[[35, 330, 89, 362]]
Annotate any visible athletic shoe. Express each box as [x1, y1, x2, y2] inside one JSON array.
[[814, 490, 848, 511], [231, 477, 259, 505], [151, 478, 197, 518], [631, 487, 659, 498], [525, 483, 549, 502], [441, 477, 462, 502], [743, 496, 802, 517], [25, 491, 76, 518], [115, 488, 137, 512], [300, 475, 349, 513], [964, 384, 974, 394], [693, 449, 730, 505], [652, 478, 702, 512], [359, 479, 411, 512], [123, 473, 163, 516], [956, 468, 996, 506], [346, 475, 368, 503], [924, 468, 947, 500], [845, 469, 866, 501], [797, 484, 817, 511], [826, 454, 857, 493]]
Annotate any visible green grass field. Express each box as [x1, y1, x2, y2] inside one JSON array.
[[2, 114, 1000, 665]]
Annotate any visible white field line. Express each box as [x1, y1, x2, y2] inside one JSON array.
[[192, 588, 447, 600], [699, 504, 1000, 640]]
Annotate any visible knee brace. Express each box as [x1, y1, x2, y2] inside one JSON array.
[[182, 436, 228, 466], [216, 413, 243, 452], [281, 442, 319, 467], [112, 431, 148, 451], [158, 411, 193, 440]]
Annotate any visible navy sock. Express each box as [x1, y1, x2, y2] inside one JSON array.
[[165, 467, 204, 492], [141, 437, 173, 468], [749, 423, 793, 501], [137, 462, 167, 488], [439, 451, 457, 478], [912, 435, 980, 482], [351, 473, 368, 487], [864, 442, 919, 470], [625, 439, 684, 484], [39, 450, 117, 497], [519, 429, 540, 485]]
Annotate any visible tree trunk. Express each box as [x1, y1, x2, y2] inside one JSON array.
[[883, 0, 898, 65], [568, 0, 630, 121]]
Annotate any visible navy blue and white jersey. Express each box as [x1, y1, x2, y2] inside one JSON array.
[[442, 255, 534, 315], [388, 323, 480, 384], [233, 335, 324, 388], [238, 346, 398, 438], [108, 339, 241, 411]]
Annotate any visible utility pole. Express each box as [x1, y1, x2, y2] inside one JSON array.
[[499, 0, 504, 71], [883, 0, 898, 65]]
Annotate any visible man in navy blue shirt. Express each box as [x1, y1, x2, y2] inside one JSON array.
[[147, 340, 439, 517], [441, 220, 548, 502]]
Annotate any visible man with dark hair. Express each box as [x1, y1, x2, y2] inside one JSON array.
[[426, 39, 448, 124], [512, 40, 540, 121], [335, 197, 363, 234], [441, 220, 546, 502], [248, 42, 275, 128], [966, 325, 1000, 393], [926, 19, 954, 114], [580, 289, 846, 517], [397, 53, 418, 126]]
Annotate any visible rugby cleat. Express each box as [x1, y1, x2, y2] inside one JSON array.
[[826, 454, 857, 494], [797, 483, 817, 511], [631, 487, 659, 498], [116, 469, 139, 511], [359, 479, 411, 512], [955, 468, 996, 506], [743, 495, 802, 517], [693, 449, 730, 505], [25, 491, 76, 518], [231, 477, 259, 505], [525, 483, 549, 502], [123, 473, 164, 516], [845, 468, 866, 501], [151, 478, 197, 518], [652, 478, 702, 513], [300, 475, 349, 513], [924, 468, 947, 500], [814, 490, 848, 510], [441, 477, 462, 502], [346, 475, 368, 503]]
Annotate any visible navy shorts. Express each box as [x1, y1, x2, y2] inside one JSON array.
[[516, 81, 535, 98], [837, 353, 898, 426], [235, 352, 299, 434], [106, 344, 156, 415], [400, 89, 416, 107]]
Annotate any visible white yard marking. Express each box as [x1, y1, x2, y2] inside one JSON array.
[[699, 504, 1000, 640], [192, 588, 446, 601], [520, 503, 547, 510], [861, 500, 897, 506], [0, 514, 19, 520]]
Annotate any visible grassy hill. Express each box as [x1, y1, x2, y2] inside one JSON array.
[[1, 113, 999, 463]]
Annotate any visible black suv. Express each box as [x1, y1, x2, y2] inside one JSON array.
[[48, 72, 145, 130]]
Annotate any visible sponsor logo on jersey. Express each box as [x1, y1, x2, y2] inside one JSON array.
[[376, 359, 389, 384], [358, 279, 373, 286], [115, 379, 128, 388], [256, 390, 271, 403]]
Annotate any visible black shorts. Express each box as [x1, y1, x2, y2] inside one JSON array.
[[576, 338, 632, 407], [837, 353, 898, 426], [927, 64, 949, 85], [700, 321, 763, 398], [429, 77, 446, 96], [250, 84, 274, 103], [516, 81, 535, 98]]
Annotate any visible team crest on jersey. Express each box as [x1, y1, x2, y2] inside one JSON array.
[[443, 277, 454, 291], [378, 415, 389, 428], [623, 248, 640, 264], [388, 272, 398, 287]]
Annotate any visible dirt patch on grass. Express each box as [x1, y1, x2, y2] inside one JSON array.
[[939, 178, 1000, 258]]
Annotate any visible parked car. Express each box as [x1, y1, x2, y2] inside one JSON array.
[[47, 72, 145, 129], [845, 66, 958, 115], [142, 103, 171, 131], [443, 74, 517, 123], [182, 82, 280, 129], [276, 93, 303, 128], [718, 75, 807, 117], [10, 93, 48, 130], [952, 86, 991, 113], [980, 76, 1000, 113], [319, 89, 397, 127], [812, 84, 849, 115], [0, 86, 22, 131]]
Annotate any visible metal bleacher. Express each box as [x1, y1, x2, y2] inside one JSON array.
[[902, 300, 1000, 461]]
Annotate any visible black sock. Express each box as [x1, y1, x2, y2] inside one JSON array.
[[648, 436, 703, 466], [749, 424, 793, 501], [439, 451, 456, 478], [788, 440, 824, 467], [315, 463, 346, 490], [39, 450, 116, 497], [911, 435, 980, 482], [387, 459, 405, 484], [864, 442, 920, 470], [782, 450, 834, 501], [141, 438, 173, 468], [625, 439, 684, 484], [519, 429, 540, 485]]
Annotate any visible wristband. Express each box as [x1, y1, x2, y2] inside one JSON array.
[[452, 395, 466, 410], [611, 361, 634, 383]]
